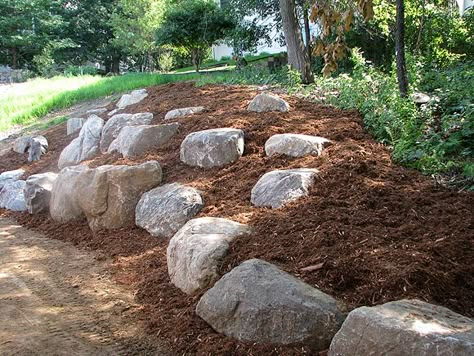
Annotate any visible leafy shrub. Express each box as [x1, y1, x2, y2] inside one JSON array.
[[64, 65, 98, 76]]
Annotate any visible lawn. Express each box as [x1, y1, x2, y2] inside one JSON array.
[[0, 72, 201, 131]]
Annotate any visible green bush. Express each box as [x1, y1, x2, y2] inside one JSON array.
[[64, 65, 99, 76]]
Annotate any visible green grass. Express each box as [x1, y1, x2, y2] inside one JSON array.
[[0, 72, 201, 131]]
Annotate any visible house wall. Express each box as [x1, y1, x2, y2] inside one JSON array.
[[457, 0, 474, 15]]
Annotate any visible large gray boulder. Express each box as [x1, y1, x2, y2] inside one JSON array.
[[196, 259, 345, 350], [13, 135, 48, 161], [116, 89, 148, 110], [251, 168, 318, 208], [265, 134, 332, 157], [247, 93, 290, 113], [50, 165, 88, 223], [136, 183, 203, 238], [180, 128, 244, 168], [164, 106, 205, 120], [13, 136, 32, 153], [24, 172, 58, 214], [0, 169, 25, 190], [108, 123, 179, 157], [67, 117, 85, 135], [58, 115, 104, 169], [329, 299, 474, 356], [99, 112, 153, 153], [76, 161, 162, 231], [167, 218, 250, 294], [0, 180, 27, 211]]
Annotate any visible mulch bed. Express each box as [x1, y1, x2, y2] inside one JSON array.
[[2, 82, 473, 355]]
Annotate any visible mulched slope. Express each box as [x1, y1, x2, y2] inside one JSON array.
[[2, 82, 473, 355]]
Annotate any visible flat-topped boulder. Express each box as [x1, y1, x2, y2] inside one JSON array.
[[0, 180, 27, 211], [251, 168, 318, 208], [58, 115, 104, 169], [0, 169, 25, 190], [180, 128, 244, 168], [196, 259, 345, 350], [167, 217, 251, 294], [24, 172, 58, 214], [100, 112, 153, 153], [67, 117, 85, 135], [108, 123, 179, 157], [116, 89, 148, 110], [265, 134, 331, 157], [50, 165, 88, 223], [247, 93, 290, 112], [164, 106, 205, 120], [329, 299, 474, 356], [76, 161, 162, 231], [136, 183, 203, 238]]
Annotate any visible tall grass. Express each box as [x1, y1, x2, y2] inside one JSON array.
[[0, 72, 200, 131]]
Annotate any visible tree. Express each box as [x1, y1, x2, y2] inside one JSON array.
[[279, 0, 313, 83], [156, 0, 235, 72], [395, 0, 409, 97]]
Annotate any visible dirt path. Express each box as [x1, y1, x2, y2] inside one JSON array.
[[0, 217, 165, 356]]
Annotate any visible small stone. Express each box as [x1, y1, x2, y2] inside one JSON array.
[[136, 183, 203, 238], [180, 128, 244, 168], [67, 118, 85, 135], [167, 217, 251, 294], [251, 168, 318, 208], [164, 106, 205, 120], [247, 93, 290, 112], [108, 123, 179, 157], [265, 134, 332, 157], [329, 299, 474, 356]]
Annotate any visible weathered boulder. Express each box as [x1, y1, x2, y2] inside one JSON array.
[[164, 106, 205, 120], [247, 93, 290, 113], [251, 168, 318, 208], [24, 172, 58, 214], [0, 169, 25, 190], [108, 123, 179, 157], [136, 183, 203, 238], [329, 299, 474, 356], [116, 89, 148, 110], [13, 136, 32, 153], [50, 165, 88, 223], [86, 108, 107, 116], [180, 128, 244, 168], [13, 135, 48, 160], [412, 92, 431, 105], [67, 117, 85, 135], [196, 259, 345, 350], [265, 134, 332, 157], [58, 115, 104, 169], [99, 112, 153, 153], [76, 161, 162, 231], [0, 180, 27, 211], [167, 217, 251, 294]]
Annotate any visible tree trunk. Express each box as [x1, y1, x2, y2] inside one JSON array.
[[279, 0, 313, 84], [111, 55, 120, 74], [395, 0, 409, 97], [12, 47, 18, 69], [303, 4, 312, 63], [192, 48, 201, 73]]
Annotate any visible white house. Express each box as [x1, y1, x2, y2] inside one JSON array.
[[456, 0, 474, 15]]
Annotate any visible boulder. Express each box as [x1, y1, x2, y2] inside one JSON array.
[[196, 259, 345, 350], [108, 123, 179, 157], [412, 92, 431, 105], [116, 89, 148, 110], [86, 108, 107, 116], [99, 112, 153, 153], [164, 106, 205, 120], [0, 180, 27, 211], [58, 115, 104, 169], [180, 128, 244, 168], [13, 136, 32, 153], [76, 161, 162, 231], [265, 134, 332, 157], [247, 93, 290, 112], [67, 117, 85, 135], [13, 135, 48, 157], [0, 169, 25, 190], [251, 168, 318, 208], [24, 172, 58, 214], [329, 299, 474, 356], [136, 183, 203, 238], [167, 217, 251, 294]]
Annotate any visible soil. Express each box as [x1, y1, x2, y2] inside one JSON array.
[[1, 82, 473, 355], [0, 217, 167, 355]]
